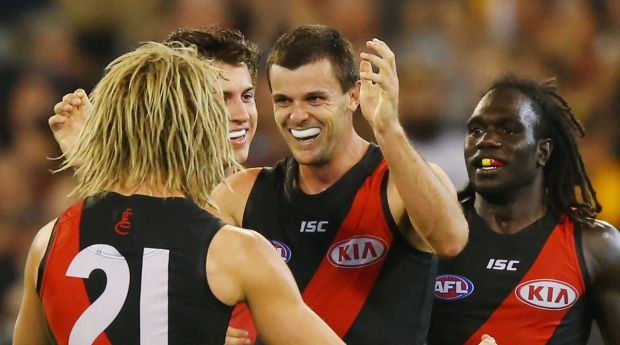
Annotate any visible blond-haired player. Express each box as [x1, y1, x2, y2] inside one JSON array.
[[13, 42, 343, 345]]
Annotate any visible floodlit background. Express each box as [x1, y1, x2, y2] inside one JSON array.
[[0, 1, 618, 344]]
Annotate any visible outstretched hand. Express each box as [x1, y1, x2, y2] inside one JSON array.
[[359, 38, 400, 134], [49, 89, 91, 156]]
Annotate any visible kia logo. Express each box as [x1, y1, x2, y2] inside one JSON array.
[[515, 279, 579, 310], [327, 235, 387, 268]]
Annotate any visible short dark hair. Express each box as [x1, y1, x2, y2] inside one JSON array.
[[459, 75, 601, 225], [267, 24, 358, 92], [166, 27, 260, 82]]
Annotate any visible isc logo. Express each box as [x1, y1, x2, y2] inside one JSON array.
[[271, 240, 292, 263], [327, 235, 387, 268], [434, 274, 475, 300], [299, 220, 328, 232], [486, 258, 519, 271], [515, 279, 578, 310]]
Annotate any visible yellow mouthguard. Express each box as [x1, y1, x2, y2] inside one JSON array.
[[481, 158, 492, 167]]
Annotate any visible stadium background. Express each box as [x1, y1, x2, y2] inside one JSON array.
[[0, 0, 618, 344]]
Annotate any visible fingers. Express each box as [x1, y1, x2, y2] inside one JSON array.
[[359, 38, 398, 90], [480, 334, 497, 345], [364, 38, 396, 69], [224, 327, 250, 345], [48, 114, 67, 130]]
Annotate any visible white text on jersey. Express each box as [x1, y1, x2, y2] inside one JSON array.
[[487, 258, 519, 271], [300, 220, 328, 232]]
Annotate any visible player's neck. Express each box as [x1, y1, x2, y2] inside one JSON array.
[[110, 183, 185, 199], [475, 181, 547, 235], [298, 135, 368, 195]]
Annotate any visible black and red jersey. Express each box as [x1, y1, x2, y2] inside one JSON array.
[[232, 144, 436, 345], [37, 193, 232, 345], [428, 206, 593, 345]]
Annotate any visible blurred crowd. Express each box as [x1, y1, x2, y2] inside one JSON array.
[[0, 0, 619, 343]]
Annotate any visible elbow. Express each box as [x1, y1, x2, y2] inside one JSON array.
[[435, 220, 469, 258]]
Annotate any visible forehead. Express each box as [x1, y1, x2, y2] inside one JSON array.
[[469, 88, 540, 127], [269, 58, 342, 95], [217, 62, 253, 88]]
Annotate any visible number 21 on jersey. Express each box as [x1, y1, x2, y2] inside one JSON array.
[[66, 244, 169, 345]]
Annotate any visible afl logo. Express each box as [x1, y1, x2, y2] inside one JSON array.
[[271, 240, 292, 263], [327, 235, 387, 268], [434, 274, 474, 300], [515, 279, 579, 310]]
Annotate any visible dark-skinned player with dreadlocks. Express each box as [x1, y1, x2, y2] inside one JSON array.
[[428, 75, 620, 345]]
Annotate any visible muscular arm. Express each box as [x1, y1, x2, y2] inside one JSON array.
[[359, 38, 468, 257], [582, 221, 620, 344], [207, 226, 345, 345], [13, 219, 56, 345]]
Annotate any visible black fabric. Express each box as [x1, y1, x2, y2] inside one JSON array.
[[76, 193, 231, 344]]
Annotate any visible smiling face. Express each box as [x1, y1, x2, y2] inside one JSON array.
[[465, 88, 548, 201], [218, 63, 257, 164], [269, 58, 358, 166]]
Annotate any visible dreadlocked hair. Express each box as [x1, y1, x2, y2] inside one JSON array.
[[460, 75, 601, 225], [57, 41, 241, 210]]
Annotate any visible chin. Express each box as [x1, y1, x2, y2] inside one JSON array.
[[234, 148, 249, 164]]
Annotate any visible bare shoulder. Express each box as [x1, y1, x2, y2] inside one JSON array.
[[581, 219, 620, 283], [27, 219, 58, 285], [212, 168, 263, 226], [207, 224, 283, 305]]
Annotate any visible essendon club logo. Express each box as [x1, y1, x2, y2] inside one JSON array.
[[271, 240, 292, 263], [515, 279, 579, 310], [327, 235, 387, 268], [114, 208, 133, 235], [434, 274, 475, 300]]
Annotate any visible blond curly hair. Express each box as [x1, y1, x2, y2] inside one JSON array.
[[59, 41, 240, 209]]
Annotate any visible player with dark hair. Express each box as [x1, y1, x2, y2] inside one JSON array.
[[51, 26, 259, 165], [215, 24, 469, 345], [428, 75, 620, 345]]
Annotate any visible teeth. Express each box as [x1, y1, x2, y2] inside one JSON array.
[[480, 158, 505, 168], [228, 129, 247, 140], [291, 127, 321, 139], [481, 166, 497, 171]]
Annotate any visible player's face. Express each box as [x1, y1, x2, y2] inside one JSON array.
[[464, 88, 544, 200], [270, 59, 357, 166], [218, 63, 257, 164]]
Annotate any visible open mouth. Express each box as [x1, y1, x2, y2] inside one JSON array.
[[475, 158, 506, 172], [290, 127, 321, 143], [228, 129, 247, 141]]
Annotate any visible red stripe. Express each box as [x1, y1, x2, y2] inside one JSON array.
[[464, 216, 586, 345], [301, 161, 393, 337], [40, 202, 113, 345], [229, 303, 258, 343], [230, 161, 394, 341]]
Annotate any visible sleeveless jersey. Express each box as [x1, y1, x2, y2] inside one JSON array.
[[428, 206, 593, 345], [37, 193, 232, 345], [235, 144, 436, 345]]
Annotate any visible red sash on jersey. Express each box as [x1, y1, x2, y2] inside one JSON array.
[[230, 161, 394, 342], [39, 202, 113, 345], [464, 216, 586, 345]]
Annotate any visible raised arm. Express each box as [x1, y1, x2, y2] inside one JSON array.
[[358, 38, 468, 257], [49, 89, 91, 157], [207, 226, 345, 345], [582, 221, 620, 344], [13, 219, 56, 345]]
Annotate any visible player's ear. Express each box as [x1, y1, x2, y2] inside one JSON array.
[[536, 138, 553, 167], [347, 82, 361, 113]]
